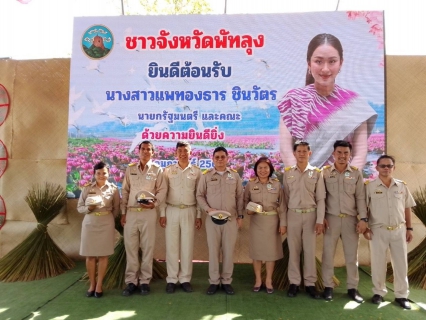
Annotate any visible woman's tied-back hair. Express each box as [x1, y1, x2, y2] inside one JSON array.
[[305, 33, 343, 86]]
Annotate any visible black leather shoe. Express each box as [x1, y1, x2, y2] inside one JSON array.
[[86, 290, 95, 297], [181, 282, 193, 293], [222, 284, 235, 295], [140, 284, 150, 295], [372, 294, 384, 304], [395, 298, 411, 309], [287, 284, 299, 297], [122, 283, 137, 296], [323, 287, 333, 300], [306, 286, 321, 299], [166, 283, 176, 294], [94, 291, 103, 298], [348, 289, 364, 303], [207, 284, 218, 295]]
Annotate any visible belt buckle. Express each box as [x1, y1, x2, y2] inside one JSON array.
[[95, 212, 101, 216], [338, 213, 345, 218], [137, 208, 143, 212], [386, 226, 393, 230], [262, 211, 267, 215], [179, 204, 185, 209], [301, 210, 306, 213]]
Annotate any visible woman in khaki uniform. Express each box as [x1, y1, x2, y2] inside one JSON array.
[[244, 157, 287, 293], [77, 161, 120, 298]]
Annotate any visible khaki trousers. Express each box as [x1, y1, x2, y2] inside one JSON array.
[[370, 226, 409, 298], [124, 209, 156, 285], [205, 217, 238, 285], [287, 209, 317, 286], [165, 206, 196, 284], [322, 213, 360, 289]]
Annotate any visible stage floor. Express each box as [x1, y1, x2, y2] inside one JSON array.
[[0, 262, 425, 320]]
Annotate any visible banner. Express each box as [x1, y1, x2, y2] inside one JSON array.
[[68, 11, 385, 198]]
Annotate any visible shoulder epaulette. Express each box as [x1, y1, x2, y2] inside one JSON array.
[[192, 165, 200, 169], [128, 162, 137, 167], [203, 168, 213, 175], [285, 166, 292, 172], [230, 168, 237, 172], [152, 162, 160, 167], [272, 178, 279, 181], [350, 165, 358, 170], [364, 180, 370, 185], [315, 167, 321, 172], [165, 163, 174, 168], [83, 182, 91, 187], [395, 179, 407, 185], [322, 165, 331, 170], [249, 177, 256, 181]]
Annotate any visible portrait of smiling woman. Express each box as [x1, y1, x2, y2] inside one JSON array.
[[277, 33, 377, 170]]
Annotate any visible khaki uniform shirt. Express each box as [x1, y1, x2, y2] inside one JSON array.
[[323, 164, 367, 218], [282, 163, 326, 224], [77, 181, 120, 216], [196, 167, 244, 217], [121, 160, 167, 214], [366, 178, 416, 228], [243, 177, 287, 226], [160, 163, 201, 218]]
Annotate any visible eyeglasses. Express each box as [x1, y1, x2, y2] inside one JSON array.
[[378, 164, 394, 169], [214, 156, 227, 160]]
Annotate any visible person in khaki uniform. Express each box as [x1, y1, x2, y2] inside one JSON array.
[[159, 141, 202, 294], [282, 141, 325, 299], [244, 157, 287, 294], [364, 155, 415, 310], [321, 140, 368, 302], [120, 141, 167, 296], [196, 146, 244, 295]]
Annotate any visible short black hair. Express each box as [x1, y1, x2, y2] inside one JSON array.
[[377, 154, 395, 165], [254, 157, 274, 178], [139, 140, 154, 152], [93, 161, 109, 174], [176, 140, 190, 149], [333, 140, 352, 151], [293, 141, 310, 152], [213, 146, 228, 156]]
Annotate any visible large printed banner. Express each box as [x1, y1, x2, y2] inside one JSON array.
[[68, 11, 385, 198]]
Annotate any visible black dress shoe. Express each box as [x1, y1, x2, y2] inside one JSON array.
[[323, 287, 333, 300], [181, 282, 193, 293], [86, 290, 95, 297], [372, 294, 384, 304], [94, 291, 103, 298], [306, 286, 321, 299], [207, 284, 219, 295], [348, 289, 364, 303], [287, 284, 299, 297], [166, 283, 176, 294], [122, 283, 137, 296], [140, 284, 150, 295], [395, 298, 411, 309], [222, 284, 235, 295]]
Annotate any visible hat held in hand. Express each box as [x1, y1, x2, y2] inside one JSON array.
[[85, 195, 103, 206], [209, 210, 231, 225], [246, 202, 263, 213], [135, 190, 156, 204]]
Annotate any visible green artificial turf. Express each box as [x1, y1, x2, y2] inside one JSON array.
[[0, 262, 425, 320]]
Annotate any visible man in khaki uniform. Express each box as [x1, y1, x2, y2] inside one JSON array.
[[364, 155, 415, 309], [196, 146, 244, 295], [121, 141, 167, 296], [160, 141, 202, 294], [321, 140, 368, 303], [282, 141, 325, 299]]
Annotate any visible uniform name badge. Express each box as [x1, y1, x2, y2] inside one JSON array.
[[226, 173, 234, 180], [267, 183, 274, 191], [146, 173, 156, 180]]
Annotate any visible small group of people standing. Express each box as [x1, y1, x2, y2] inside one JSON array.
[[76, 32, 414, 310]]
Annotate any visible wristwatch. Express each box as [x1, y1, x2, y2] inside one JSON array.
[[360, 218, 368, 222], [406, 227, 413, 231], [237, 215, 244, 219]]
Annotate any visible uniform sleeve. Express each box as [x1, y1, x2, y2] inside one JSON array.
[[196, 173, 210, 213], [159, 168, 169, 217], [236, 174, 244, 216], [243, 181, 252, 212], [112, 186, 121, 217], [154, 167, 168, 207], [405, 185, 416, 208], [355, 171, 368, 218], [77, 187, 90, 214], [120, 168, 131, 214], [315, 170, 326, 224], [282, 172, 290, 207], [195, 169, 202, 218], [278, 184, 288, 227]]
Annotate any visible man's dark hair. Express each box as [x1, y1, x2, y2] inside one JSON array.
[[293, 141, 310, 152], [377, 154, 396, 165], [213, 146, 228, 156], [139, 140, 154, 152], [93, 161, 109, 174], [333, 140, 352, 151]]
